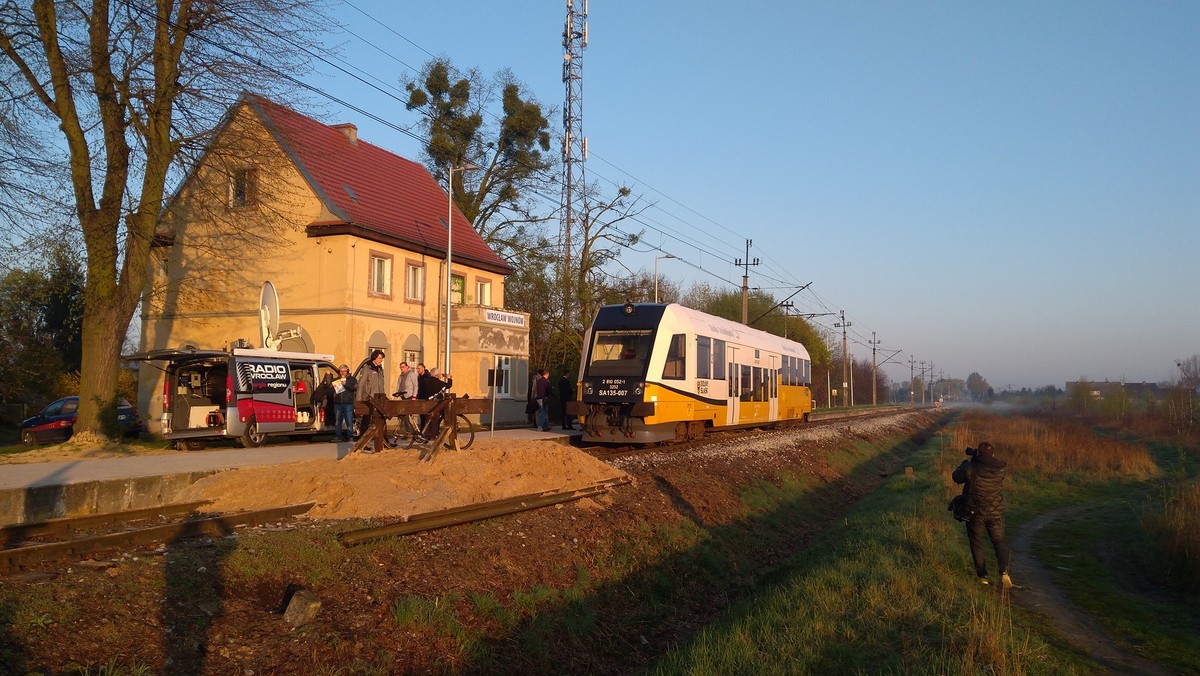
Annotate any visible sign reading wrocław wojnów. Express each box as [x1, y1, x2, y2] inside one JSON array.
[[484, 309, 526, 327]]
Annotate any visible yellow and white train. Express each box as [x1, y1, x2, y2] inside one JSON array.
[[570, 303, 814, 443]]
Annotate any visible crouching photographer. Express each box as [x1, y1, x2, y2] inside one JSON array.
[[951, 441, 1012, 588]]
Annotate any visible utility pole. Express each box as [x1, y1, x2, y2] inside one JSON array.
[[927, 360, 934, 405], [849, 343, 855, 406], [919, 361, 926, 405], [780, 301, 794, 339], [560, 0, 588, 331], [870, 332, 881, 406], [835, 310, 851, 408], [735, 239, 759, 324], [909, 356, 916, 406]]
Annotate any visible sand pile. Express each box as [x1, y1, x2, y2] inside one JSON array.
[[175, 438, 628, 520]]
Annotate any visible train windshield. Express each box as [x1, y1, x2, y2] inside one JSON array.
[[587, 330, 654, 377]]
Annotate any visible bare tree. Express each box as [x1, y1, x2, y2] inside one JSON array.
[[1178, 354, 1200, 390], [0, 0, 332, 438]]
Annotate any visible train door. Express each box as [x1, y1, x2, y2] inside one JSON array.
[[769, 355, 780, 421], [726, 346, 739, 425]]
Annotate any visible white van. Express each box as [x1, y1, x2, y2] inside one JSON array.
[[130, 347, 339, 450]]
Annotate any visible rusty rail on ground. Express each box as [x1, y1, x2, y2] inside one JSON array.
[[0, 500, 214, 545], [338, 478, 631, 545], [0, 502, 315, 575]]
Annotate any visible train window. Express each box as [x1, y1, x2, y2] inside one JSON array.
[[782, 356, 792, 386], [803, 359, 811, 384], [728, 363, 735, 398], [588, 330, 654, 377], [662, 333, 686, 380], [752, 367, 764, 402], [713, 340, 726, 380], [739, 365, 753, 401], [697, 336, 711, 379]]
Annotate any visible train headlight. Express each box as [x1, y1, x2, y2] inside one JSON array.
[[634, 384, 643, 395], [622, 302, 636, 316]]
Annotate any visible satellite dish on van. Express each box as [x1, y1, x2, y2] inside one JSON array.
[[278, 322, 315, 353], [259, 281, 300, 350]]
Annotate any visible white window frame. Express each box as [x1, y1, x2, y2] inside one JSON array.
[[476, 279, 492, 307], [493, 355, 512, 398], [369, 251, 393, 298], [405, 262, 424, 302]]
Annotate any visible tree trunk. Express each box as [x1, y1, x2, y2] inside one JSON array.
[[75, 293, 130, 436]]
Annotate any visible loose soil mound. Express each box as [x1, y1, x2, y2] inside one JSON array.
[[176, 438, 627, 520]]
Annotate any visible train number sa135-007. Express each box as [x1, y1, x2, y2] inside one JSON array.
[[598, 378, 630, 397]]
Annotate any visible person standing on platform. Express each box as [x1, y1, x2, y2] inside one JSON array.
[[558, 370, 577, 430], [534, 369, 552, 432], [355, 350, 385, 438], [394, 361, 420, 440], [331, 364, 357, 442]]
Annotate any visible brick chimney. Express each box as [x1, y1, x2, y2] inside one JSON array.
[[332, 123, 358, 145]]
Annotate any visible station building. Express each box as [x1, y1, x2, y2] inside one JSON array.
[[136, 93, 532, 431]]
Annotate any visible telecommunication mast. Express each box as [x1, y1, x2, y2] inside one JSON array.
[[561, 0, 588, 327]]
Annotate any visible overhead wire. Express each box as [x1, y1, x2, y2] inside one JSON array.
[[141, 0, 919, 374]]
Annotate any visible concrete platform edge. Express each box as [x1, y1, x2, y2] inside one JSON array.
[[0, 470, 219, 526]]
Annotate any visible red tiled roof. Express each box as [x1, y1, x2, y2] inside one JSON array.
[[245, 94, 512, 275]]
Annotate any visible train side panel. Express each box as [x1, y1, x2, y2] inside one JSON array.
[[576, 303, 814, 443]]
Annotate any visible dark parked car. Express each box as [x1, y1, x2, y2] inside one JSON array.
[[19, 396, 143, 446]]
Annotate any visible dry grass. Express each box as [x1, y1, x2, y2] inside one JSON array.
[[947, 410, 1159, 480], [1144, 480, 1200, 592]]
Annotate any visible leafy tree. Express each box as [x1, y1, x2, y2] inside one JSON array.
[[405, 59, 555, 261], [0, 246, 83, 413], [680, 282, 831, 369], [1067, 379, 1093, 414], [966, 372, 990, 401], [0, 0, 330, 439]]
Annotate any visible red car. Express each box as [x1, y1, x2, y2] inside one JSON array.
[[19, 396, 143, 446]]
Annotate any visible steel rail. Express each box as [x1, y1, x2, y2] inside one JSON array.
[[0, 500, 215, 546], [338, 478, 632, 545], [0, 502, 315, 575]]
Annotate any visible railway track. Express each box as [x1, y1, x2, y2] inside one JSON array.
[[0, 501, 315, 576], [338, 477, 631, 545], [581, 405, 911, 461]]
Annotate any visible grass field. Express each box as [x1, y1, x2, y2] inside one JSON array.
[[651, 409, 1200, 674]]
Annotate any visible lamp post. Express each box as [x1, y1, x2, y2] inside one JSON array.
[[654, 254, 676, 303], [445, 161, 479, 375]]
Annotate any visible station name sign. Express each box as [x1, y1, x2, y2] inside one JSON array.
[[485, 309, 527, 328]]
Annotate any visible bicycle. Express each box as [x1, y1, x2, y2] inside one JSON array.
[[388, 390, 475, 450]]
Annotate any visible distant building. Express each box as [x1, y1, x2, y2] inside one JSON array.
[[137, 93, 530, 431], [1065, 381, 1166, 399]]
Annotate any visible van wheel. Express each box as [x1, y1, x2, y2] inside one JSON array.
[[21, 430, 37, 447], [239, 417, 266, 448], [178, 440, 207, 451]]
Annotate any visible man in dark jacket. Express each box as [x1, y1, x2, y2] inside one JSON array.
[[952, 441, 1012, 588], [534, 369, 552, 432], [558, 371, 577, 430]]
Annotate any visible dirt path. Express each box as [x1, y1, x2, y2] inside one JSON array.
[[1010, 507, 1173, 676]]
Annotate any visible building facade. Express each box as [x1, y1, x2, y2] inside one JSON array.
[[137, 94, 531, 431]]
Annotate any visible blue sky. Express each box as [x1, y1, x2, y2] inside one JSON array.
[[306, 0, 1199, 390]]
